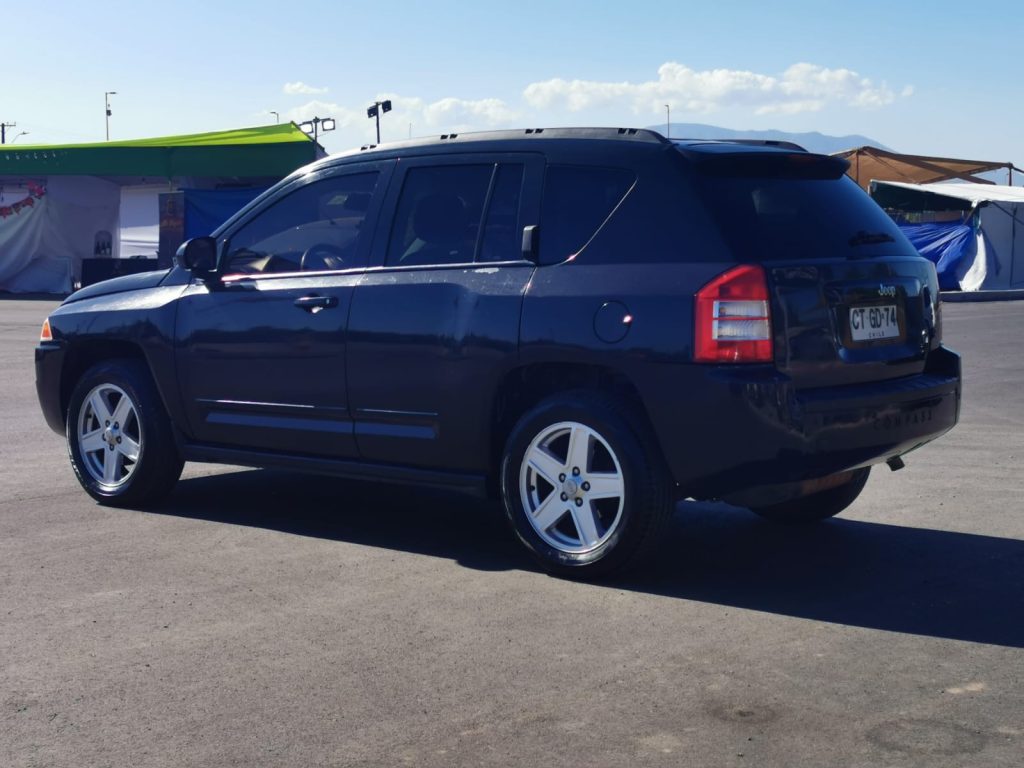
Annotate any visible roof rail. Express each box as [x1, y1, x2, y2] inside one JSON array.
[[342, 127, 668, 155]]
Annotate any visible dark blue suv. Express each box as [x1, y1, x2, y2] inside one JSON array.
[[35, 128, 961, 576]]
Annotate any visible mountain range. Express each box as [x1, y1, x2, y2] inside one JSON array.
[[648, 122, 890, 155]]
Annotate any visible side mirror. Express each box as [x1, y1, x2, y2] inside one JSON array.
[[176, 237, 218, 275], [522, 225, 540, 261]]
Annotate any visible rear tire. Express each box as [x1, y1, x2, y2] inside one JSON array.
[[66, 359, 183, 507], [500, 391, 673, 578], [749, 467, 870, 523]]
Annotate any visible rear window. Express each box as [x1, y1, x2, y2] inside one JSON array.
[[540, 165, 635, 264], [689, 154, 910, 261]]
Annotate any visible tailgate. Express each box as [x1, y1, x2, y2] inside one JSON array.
[[679, 146, 943, 389], [769, 257, 942, 388]]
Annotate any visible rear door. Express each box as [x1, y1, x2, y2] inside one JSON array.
[[175, 161, 394, 456], [346, 153, 543, 471], [684, 150, 942, 388]]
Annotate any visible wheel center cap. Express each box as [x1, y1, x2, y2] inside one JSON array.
[[562, 478, 581, 498], [104, 426, 117, 444]]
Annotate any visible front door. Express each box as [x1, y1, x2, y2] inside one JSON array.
[[175, 162, 393, 457]]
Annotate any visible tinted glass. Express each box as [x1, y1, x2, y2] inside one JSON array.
[[386, 165, 492, 267], [479, 164, 525, 262], [224, 172, 378, 274], [692, 169, 911, 261], [540, 165, 635, 264]]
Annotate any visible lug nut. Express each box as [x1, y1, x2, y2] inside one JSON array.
[[113, 422, 119, 429], [575, 497, 584, 507], [572, 467, 580, 476], [581, 482, 590, 491], [105, 421, 110, 427], [559, 473, 566, 482], [116, 436, 122, 444], [560, 492, 568, 501]]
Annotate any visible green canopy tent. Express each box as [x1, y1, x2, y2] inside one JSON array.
[[0, 124, 323, 293], [0, 122, 324, 178]]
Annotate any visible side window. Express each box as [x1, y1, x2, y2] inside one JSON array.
[[479, 164, 526, 263], [386, 165, 493, 267], [224, 171, 379, 275], [540, 165, 635, 264]]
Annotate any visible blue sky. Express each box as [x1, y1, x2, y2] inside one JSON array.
[[4, 0, 1022, 164]]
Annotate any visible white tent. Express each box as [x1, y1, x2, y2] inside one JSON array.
[[0, 177, 120, 293], [873, 180, 1024, 291]]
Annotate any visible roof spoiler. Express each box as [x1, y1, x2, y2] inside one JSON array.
[[723, 139, 808, 152], [673, 138, 808, 152]]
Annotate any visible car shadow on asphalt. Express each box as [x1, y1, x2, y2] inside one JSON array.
[[160, 468, 528, 573], [159, 469, 1024, 649]]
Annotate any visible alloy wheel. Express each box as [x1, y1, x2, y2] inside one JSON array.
[[519, 421, 625, 554], [76, 383, 143, 489]]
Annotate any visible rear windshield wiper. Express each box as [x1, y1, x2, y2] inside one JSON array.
[[849, 230, 895, 247]]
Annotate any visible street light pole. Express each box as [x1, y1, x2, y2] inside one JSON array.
[[11, 131, 28, 144], [105, 91, 117, 141], [665, 104, 670, 139], [270, 111, 279, 124], [366, 100, 392, 144], [298, 116, 336, 147], [0, 121, 15, 145]]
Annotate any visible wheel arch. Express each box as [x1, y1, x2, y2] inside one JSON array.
[[60, 339, 149, 424], [488, 362, 666, 496]]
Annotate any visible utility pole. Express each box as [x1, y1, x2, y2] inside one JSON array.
[[664, 104, 670, 139], [0, 121, 15, 145], [105, 91, 117, 141]]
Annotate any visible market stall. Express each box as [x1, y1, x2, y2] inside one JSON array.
[[0, 123, 323, 293]]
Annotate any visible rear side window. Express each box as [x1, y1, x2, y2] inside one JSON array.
[[690, 155, 909, 261], [387, 165, 491, 266], [540, 165, 635, 264], [386, 163, 527, 267]]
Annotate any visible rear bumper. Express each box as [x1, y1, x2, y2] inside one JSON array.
[[641, 346, 961, 498]]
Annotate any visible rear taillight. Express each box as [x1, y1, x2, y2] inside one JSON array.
[[694, 264, 773, 363]]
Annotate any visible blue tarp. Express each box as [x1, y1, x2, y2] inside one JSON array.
[[898, 221, 974, 291], [183, 188, 268, 239]]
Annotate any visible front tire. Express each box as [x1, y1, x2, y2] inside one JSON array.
[[67, 359, 183, 507], [500, 391, 673, 578], [749, 467, 871, 523]]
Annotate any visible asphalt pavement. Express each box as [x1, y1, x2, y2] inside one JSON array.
[[1, 297, 1022, 767]]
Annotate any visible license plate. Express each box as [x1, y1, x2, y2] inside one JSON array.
[[850, 304, 899, 341]]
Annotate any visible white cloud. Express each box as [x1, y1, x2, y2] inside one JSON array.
[[421, 97, 519, 127], [523, 61, 910, 116], [283, 81, 328, 95], [283, 100, 360, 128], [272, 63, 910, 154]]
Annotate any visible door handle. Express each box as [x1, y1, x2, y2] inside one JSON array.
[[293, 295, 338, 313]]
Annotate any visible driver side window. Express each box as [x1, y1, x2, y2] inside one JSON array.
[[224, 171, 379, 275]]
